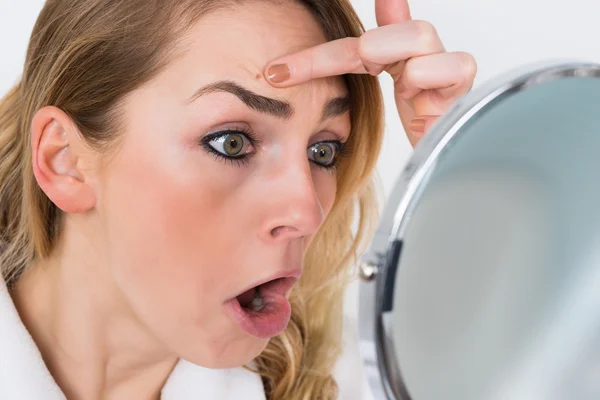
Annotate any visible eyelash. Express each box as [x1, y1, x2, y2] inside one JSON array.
[[310, 140, 351, 172], [199, 126, 259, 168], [199, 128, 350, 171]]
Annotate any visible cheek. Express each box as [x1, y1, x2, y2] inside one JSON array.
[[304, 170, 337, 251], [314, 172, 337, 216], [98, 135, 250, 332]]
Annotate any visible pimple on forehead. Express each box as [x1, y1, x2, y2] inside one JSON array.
[[223, 59, 265, 82]]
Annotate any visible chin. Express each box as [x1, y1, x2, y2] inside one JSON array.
[[182, 335, 270, 369]]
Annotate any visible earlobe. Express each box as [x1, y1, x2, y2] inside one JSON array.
[[31, 106, 97, 213]]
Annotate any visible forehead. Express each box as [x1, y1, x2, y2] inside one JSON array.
[[163, 1, 347, 102]]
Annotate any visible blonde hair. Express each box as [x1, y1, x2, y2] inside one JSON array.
[[0, 0, 384, 398]]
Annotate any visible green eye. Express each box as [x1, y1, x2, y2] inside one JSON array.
[[209, 133, 248, 157], [308, 142, 337, 167]]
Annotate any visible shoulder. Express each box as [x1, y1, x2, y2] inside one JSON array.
[[0, 277, 66, 400]]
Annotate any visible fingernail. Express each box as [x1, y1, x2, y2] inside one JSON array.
[[409, 118, 426, 135], [266, 64, 290, 84]]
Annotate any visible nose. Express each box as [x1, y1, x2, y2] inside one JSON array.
[[258, 161, 325, 243]]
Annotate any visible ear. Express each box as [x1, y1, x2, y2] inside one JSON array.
[[31, 106, 97, 213]]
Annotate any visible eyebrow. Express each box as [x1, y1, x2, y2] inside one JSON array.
[[187, 80, 350, 122], [321, 96, 351, 123]]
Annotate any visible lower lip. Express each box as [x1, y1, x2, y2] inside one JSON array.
[[224, 291, 292, 339]]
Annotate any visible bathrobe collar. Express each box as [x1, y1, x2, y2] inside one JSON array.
[[0, 276, 266, 400]]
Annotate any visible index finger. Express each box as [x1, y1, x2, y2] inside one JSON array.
[[376, 0, 412, 26], [264, 38, 367, 87]]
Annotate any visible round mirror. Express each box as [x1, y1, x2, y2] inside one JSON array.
[[359, 61, 600, 400]]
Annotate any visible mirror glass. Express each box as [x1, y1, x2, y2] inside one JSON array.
[[385, 73, 600, 399]]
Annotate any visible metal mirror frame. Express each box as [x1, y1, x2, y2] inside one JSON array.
[[357, 60, 600, 400]]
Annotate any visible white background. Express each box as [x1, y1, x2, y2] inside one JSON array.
[[2, 0, 600, 398]]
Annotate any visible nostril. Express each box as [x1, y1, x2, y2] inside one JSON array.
[[271, 226, 298, 238]]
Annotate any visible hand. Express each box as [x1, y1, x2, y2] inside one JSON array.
[[263, 0, 477, 147]]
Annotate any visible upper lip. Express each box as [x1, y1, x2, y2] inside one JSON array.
[[231, 268, 302, 300]]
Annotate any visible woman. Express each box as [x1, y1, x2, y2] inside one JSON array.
[[0, 0, 476, 399]]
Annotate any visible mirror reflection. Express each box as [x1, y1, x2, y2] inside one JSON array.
[[384, 75, 600, 399]]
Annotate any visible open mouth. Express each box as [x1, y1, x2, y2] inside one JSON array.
[[225, 275, 299, 339], [235, 277, 289, 312], [236, 283, 267, 312]]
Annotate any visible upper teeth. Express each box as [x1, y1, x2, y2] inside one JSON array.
[[249, 290, 264, 312]]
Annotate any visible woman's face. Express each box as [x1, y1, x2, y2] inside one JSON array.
[[97, 1, 351, 368]]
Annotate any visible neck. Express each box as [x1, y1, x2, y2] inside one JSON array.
[[10, 227, 178, 400]]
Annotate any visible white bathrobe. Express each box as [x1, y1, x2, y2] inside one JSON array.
[[0, 276, 371, 399]]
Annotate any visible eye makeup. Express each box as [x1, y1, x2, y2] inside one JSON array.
[[199, 125, 350, 170]]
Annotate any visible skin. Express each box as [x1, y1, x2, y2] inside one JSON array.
[[11, 0, 476, 399], [264, 0, 478, 147]]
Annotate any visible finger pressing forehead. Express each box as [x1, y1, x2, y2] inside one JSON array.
[[264, 38, 366, 87], [163, 1, 332, 95]]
